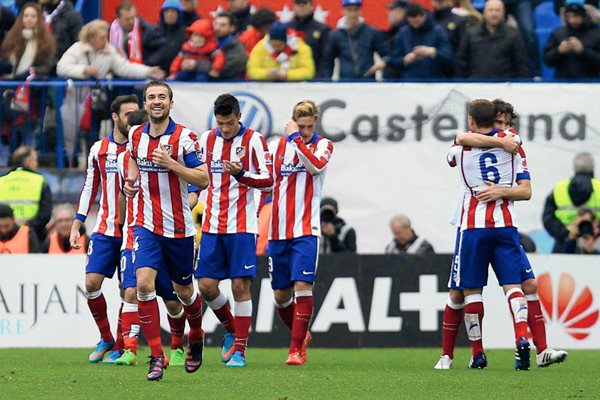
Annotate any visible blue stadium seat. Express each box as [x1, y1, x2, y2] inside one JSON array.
[[537, 28, 556, 80], [534, 1, 563, 30], [528, 229, 556, 254]]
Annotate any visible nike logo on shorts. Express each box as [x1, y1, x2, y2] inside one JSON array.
[[244, 265, 255, 270], [525, 268, 532, 273], [182, 273, 192, 280], [302, 270, 314, 275]]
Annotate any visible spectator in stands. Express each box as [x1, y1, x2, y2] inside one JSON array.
[[239, 7, 276, 54], [42, 203, 87, 253], [500, 0, 540, 77], [384, 214, 435, 255], [39, 0, 83, 69], [432, 0, 466, 77], [543, 152, 600, 253], [319, 197, 357, 253], [455, 0, 483, 24], [555, 0, 600, 24], [212, 12, 247, 79], [544, 0, 600, 79], [155, 0, 187, 75], [0, 5, 15, 44], [0, 3, 56, 79], [286, 0, 330, 78], [247, 23, 315, 81], [181, 0, 200, 27], [455, 0, 529, 78], [0, 146, 52, 242], [388, 3, 453, 79], [169, 19, 225, 81], [57, 19, 165, 79], [560, 207, 600, 254], [0, 203, 39, 253], [109, 2, 167, 67], [383, 0, 407, 79], [228, 0, 252, 34], [322, 0, 389, 80]]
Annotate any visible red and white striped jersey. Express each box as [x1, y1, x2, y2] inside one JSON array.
[[129, 119, 202, 239], [447, 130, 530, 231], [117, 151, 136, 250], [199, 125, 273, 234], [269, 132, 334, 240], [75, 135, 127, 237]]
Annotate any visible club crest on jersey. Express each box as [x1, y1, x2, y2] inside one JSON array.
[[196, 148, 203, 161], [235, 146, 246, 159], [163, 144, 173, 155]]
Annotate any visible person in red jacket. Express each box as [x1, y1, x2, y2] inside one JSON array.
[[169, 19, 225, 81]]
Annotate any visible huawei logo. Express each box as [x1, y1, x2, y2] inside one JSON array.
[[538, 272, 599, 340]]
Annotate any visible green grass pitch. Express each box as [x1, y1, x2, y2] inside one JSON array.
[[1, 347, 598, 400]]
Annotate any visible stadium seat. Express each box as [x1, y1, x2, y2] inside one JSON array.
[[528, 229, 556, 254], [534, 1, 563, 30], [536, 28, 556, 80]]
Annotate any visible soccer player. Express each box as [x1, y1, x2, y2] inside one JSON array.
[[435, 100, 568, 370], [268, 100, 333, 365], [443, 99, 533, 370], [195, 93, 273, 368], [124, 81, 209, 381], [113, 110, 199, 368], [70, 95, 139, 363]]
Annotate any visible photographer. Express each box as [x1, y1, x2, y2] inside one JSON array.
[[319, 197, 356, 254], [561, 208, 600, 254]]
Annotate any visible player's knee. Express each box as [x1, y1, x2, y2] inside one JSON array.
[[521, 278, 537, 295], [198, 280, 218, 300], [123, 287, 137, 303], [293, 281, 313, 293], [164, 300, 182, 315], [448, 289, 464, 304], [231, 279, 250, 298], [85, 277, 102, 293], [174, 284, 194, 301], [273, 290, 292, 305]]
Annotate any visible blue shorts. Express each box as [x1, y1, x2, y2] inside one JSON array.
[[448, 228, 536, 290], [268, 236, 319, 290], [120, 249, 177, 301], [132, 227, 195, 287], [456, 227, 523, 289], [195, 233, 257, 280], [85, 233, 122, 279]]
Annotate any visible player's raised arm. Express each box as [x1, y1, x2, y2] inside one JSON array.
[[286, 120, 333, 176], [152, 141, 209, 189], [455, 131, 520, 154], [226, 134, 274, 190], [70, 143, 101, 247]]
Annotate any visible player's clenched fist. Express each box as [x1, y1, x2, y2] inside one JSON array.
[[152, 144, 176, 169], [123, 176, 138, 198], [284, 119, 299, 136]]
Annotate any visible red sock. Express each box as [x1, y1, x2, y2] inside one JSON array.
[[121, 310, 139, 354], [527, 297, 547, 354], [463, 296, 484, 356], [168, 311, 186, 350], [233, 300, 252, 355], [138, 297, 163, 357], [183, 293, 204, 344], [442, 304, 463, 359], [277, 302, 295, 331], [507, 289, 528, 344], [113, 304, 124, 352], [213, 304, 235, 333], [290, 295, 313, 352], [87, 294, 114, 343]]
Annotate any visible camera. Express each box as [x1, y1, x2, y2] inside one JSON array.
[[578, 220, 594, 238], [321, 208, 335, 223]]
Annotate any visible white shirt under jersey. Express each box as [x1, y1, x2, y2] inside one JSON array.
[[75, 134, 127, 237], [269, 132, 334, 240], [447, 129, 530, 230], [128, 119, 201, 239], [199, 124, 273, 234]]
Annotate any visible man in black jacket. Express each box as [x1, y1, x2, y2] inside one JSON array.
[[455, 0, 529, 78], [40, 0, 83, 70], [228, 0, 252, 34], [212, 12, 247, 79], [155, 0, 188, 74], [319, 197, 357, 254], [287, 0, 330, 77], [544, 1, 600, 79]]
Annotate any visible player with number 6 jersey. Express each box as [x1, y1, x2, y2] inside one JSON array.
[[268, 100, 333, 365]]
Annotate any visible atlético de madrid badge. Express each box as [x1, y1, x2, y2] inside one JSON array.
[[163, 144, 173, 155], [235, 146, 246, 159]]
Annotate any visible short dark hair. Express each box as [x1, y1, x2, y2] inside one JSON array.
[[127, 110, 148, 127], [216, 11, 237, 27], [214, 93, 240, 116], [406, 2, 426, 17], [116, 1, 136, 17], [249, 7, 277, 29], [110, 94, 139, 116], [143, 81, 173, 102], [492, 98, 518, 123], [0, 203, 14, 219], [468, 99, 495, 129]]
